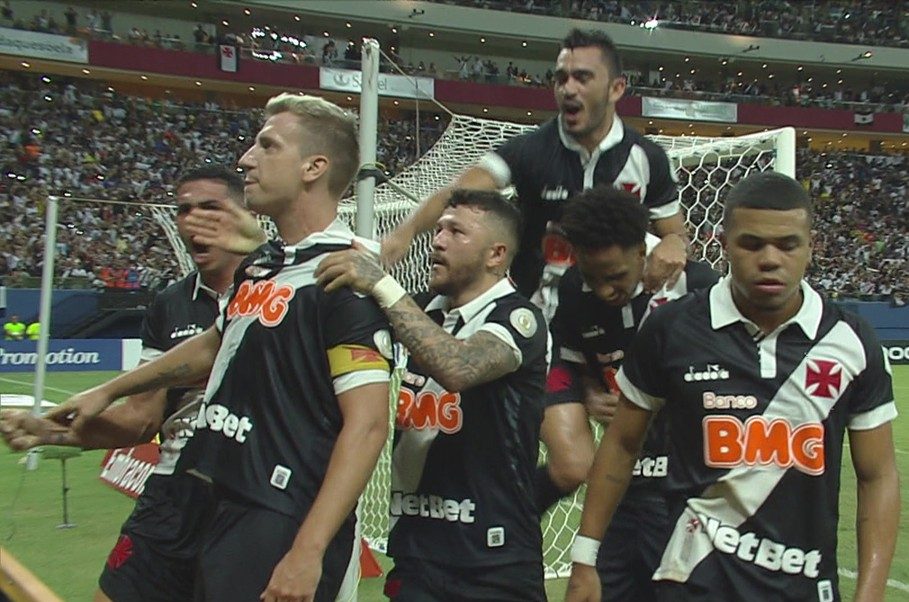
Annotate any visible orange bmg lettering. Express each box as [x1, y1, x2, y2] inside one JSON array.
[[703, 416, 825, 476], [396, 389, 463, 434]]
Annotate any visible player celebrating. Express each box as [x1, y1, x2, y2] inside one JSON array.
[[381, 28, 686, 511], [316, 190, 551, 601], [566, 172, 899, 602], [0, 165, 246, 602], [43, 94, 393, 602], [545, 186, 717, 602]]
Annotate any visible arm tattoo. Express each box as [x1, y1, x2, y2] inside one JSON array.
[[385, 297, 519, 391], [123, 363, 193, 397]]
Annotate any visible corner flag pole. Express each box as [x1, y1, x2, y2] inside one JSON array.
[[355, 38, 380, 239], [27, 195, 59, 471]]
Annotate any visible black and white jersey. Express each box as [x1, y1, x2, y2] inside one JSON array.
[[479, 116, 677, 297], [182, 219, 393, 524], [617, 276, 897, 600], [547, 255, 718, 490], [388, 279, 551, 568], [139, 273, 221, 476]]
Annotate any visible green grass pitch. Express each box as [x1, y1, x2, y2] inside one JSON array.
[[1, 368, 907, 601]]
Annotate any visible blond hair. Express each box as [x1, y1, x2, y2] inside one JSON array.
[[265, 93, 359, 197]]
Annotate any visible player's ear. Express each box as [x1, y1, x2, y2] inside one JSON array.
[[300, 155, 329, 185]]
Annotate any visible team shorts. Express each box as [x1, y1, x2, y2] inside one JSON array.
[[98, 473, 214, 601], [194, 491, 353, 602], [384, 556, 545, 602], [597, 491, 670, 602]]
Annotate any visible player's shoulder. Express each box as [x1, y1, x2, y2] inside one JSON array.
[[623, 124, 670, 161], [818, 295, 882, 350], [683, 260, 721, 291], [647, 284, 713, 330], [505, 117, 559, 150], [152, 272, 197, 305], [489, 291, 547, 340]]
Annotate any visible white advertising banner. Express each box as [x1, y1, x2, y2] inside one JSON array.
[[320, 67, 434, 100], [0, 26, 88, 63], [642, 97, 738, 123]]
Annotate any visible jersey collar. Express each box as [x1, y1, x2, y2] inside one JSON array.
[[557, 114, 624, 165], [192, 272, 220, 301], [425, 278, 516, 323], [709, 275, 822, 339]]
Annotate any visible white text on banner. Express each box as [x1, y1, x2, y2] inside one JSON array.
[[642, 97, 738, 123], [0, 26, 88, 63], [320, 67, 434, 100]]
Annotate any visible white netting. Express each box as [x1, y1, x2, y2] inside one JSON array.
[[150, 116, 794, 575]]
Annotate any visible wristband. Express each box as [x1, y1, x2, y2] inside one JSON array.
[[372, 274, 407, 308], [570, 535, 601, 566]]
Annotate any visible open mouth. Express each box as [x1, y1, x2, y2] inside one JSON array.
[[191, 241, 210, 257], [561, 101, 583, 123]]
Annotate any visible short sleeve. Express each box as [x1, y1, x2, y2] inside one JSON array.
[[641, 140, 678, 220], [477, 130, 534, 189], [846, 318, 897, 431], [615, 304, 672, 412], [323, 289, 392, 395], [479, 297, 549, 371]]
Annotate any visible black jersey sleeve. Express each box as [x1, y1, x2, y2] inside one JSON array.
[[615, 301, 675, 411], [480, 295, 550, 371], [844, 315, 897, 430], [323, 289, 393, 395], [684, 260, 721, 292], [139, 293, 166, 357], [478, 130, 536, 189], [640, 139, 677, 218]]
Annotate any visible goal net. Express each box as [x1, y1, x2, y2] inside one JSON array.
[[150, 115, 795, 578]]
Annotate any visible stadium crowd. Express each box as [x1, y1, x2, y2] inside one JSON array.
[[3, 3, 908, 113], [0, 71, 445, 291], [434, 0, 909, 48], [0, 70, 905, 301]]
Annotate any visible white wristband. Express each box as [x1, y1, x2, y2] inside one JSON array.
[[372, 274, 407, 309], [570, 535, 601, 566]]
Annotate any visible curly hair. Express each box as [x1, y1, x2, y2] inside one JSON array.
[[560, 186, 649, 250]]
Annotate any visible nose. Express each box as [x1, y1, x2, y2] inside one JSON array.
[[757, 245, 783, 271], [238, 147, 254, 170], [595, 283, 617, 301]]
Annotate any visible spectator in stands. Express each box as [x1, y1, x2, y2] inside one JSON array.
[[26, 321, 39, 340], [3, 315, 25, 340]]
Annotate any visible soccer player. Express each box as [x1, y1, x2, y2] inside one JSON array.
[[381, 28, 686, 510], [544, 186, 718, 602], [43, 93, 393, 602], [566, 172, 899, 602], [316, 189, 551, 601], [0, 165, 245, 602]]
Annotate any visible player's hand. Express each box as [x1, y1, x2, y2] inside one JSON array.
[[565, 563, 602, 602], [260, 546, 322, 602], [643, 233, 686, 293], [183, 200, 267, 255], [315, 240, 387, 295], [585, 391, 619, 425], [379, 226, 414, 267], [0, 409, 75, 451], [44, 388, 115, 432]]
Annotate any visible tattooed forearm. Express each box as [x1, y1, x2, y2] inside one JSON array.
[[385, 297, 519, 392]]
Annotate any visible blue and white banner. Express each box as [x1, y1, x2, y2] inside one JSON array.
[[883, 340, 909, 365], [0, 26, 88, 63], [0, 339, 141, 372]]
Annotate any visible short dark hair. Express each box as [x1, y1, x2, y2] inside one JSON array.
[[722, 171, 812, 228], [175, 165, 245, 203], [561, 28, 623, 79], [447, 189, 522, 258], [560, 186, 648, 250]]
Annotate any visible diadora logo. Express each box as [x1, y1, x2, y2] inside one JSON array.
[[169, 323, 205, 340], [805, 359, 842, 398], [688, 513, 822, 578], [540, 185, 570, 201], [684, 363, 730, 382], [582, 326, 606, 339], [703, 415, 825, 475], [194, 402, 253, 443], [396, 389, 463, 433], [227, 280, 295, 327]]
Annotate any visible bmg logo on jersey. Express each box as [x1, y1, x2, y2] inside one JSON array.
[[396, 389, 463, 433], [194, 402, 253, 443], [227, 280, 295, 327], [703, 415, 825, 475]]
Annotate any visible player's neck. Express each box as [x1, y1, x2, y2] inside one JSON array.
[[447, 273, 502, 310], [734, 288, 804, 335], [573, 110, 615, 154], [273, 193, 339, 245], [200, 265, 236, 296]]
